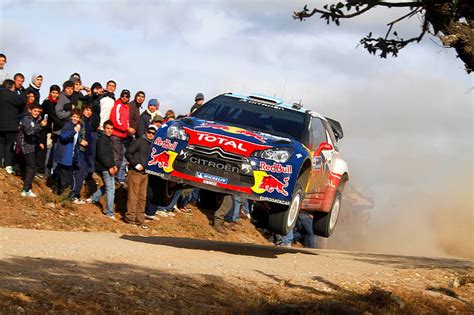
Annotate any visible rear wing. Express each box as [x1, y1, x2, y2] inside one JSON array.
[[325, 117, 344, 141]]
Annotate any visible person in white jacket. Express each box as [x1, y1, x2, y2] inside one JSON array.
[[98, 80, 117, 131]]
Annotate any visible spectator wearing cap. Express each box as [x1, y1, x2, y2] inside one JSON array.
[[124, 125, 156, 229], [0, 53, 8, 85], [109, 89, 132, 185], [88, 82, 103, 132], [70, 75, 88, 111], [25, 73, 43, 102], [163, 109, 175, 123], [137, 98, 162, 138], [129, 91, 145, 139], [189, 93, 204, 114], [98, 80, 116, 131], [151, 114, 163, 129]]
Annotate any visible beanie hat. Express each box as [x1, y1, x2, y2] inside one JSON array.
[[70, 76, 81, 84], [148, 98, 159, 106], [195, 93, 204, 101], [31, 73, 43, 82], [120, 89, 131, 97], [152, 115, 163, 123], [91, 82, 102, 91]]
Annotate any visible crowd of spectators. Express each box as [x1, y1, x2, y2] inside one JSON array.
[[0, 53, 315, 247]]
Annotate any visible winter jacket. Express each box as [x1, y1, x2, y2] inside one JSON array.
[[79, 116, 93, 155], [71, 91, 88, 110], [110, 99, 129, 138], [128, 100, 142, 132], [41, 96, 62, 133], [89, 93, 102, 131], [0, 87, 26, 132], [125, 136, 152, 174], [137, 109, 163, 138], [55, 91, 73, 126], [190, 102, 202, 114], [17, 113, 43, 154], [99, 94, 115, 131], [54, 121, 80, 166], [95, 134, 115, 172]]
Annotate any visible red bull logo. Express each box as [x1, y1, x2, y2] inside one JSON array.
[[148, 148, 171, 168], [258, 175, 290, 196], [197, 123, 266, 143]]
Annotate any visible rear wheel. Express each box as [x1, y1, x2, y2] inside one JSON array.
[[313, 190, 341, 237], [267, 184, 303, 235], [198, 189, 224, 211], [148, 176, 177, 207]]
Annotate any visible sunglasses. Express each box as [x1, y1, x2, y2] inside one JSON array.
[[147, 131, 156, 135]]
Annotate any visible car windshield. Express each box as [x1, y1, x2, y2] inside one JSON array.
[[192, 95, 306, 141]]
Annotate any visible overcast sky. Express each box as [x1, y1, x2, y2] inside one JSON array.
[[1, 0, 472, 254]]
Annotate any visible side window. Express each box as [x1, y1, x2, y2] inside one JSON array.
[[310, 118, 327, 149], [323, 120, 337, 145]]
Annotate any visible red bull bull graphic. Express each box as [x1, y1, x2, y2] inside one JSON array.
[[258, 175, 290, 196], [184, 128, 270, 157], [147, 148, 178, 173]]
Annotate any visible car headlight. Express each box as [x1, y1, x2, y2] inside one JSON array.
[[253, 147, 293, 163], [166, 124, 188, 141]]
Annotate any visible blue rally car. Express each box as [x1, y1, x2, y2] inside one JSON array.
[[145, 93, 349, 236]]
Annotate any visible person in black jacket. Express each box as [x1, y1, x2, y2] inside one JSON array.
[[87, 120, 117, 219], [0, 79, 26, 174], [123, 125, 156, 229], [18, 103, 47, 197]]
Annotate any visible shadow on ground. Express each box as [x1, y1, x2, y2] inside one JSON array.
[[341, 252, 473, 271], [0, 256, 463, 314], [120, 235, 318, 258]]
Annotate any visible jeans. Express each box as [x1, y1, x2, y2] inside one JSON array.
[[23, 152, 37, 191], [146, 190, 181, 215], [72, 151, 88, 198], [116, 136, 131, 183], [189, 188, 200, 203], [293, 212, 317, 248], [225, 195, 250, 222], [91, 170, 115, 216]]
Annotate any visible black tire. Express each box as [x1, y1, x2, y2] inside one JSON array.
[[267, 184, 303, 235], [147, 176, 177, 207], [313, 190, 342, 237], [198, 189, 224, 211]]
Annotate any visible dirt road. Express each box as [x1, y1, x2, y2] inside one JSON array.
[[0, 227, 472, 313]]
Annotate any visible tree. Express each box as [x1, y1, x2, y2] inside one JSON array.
[[293, 1, 473, 73]]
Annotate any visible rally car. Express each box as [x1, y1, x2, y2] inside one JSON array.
[[145, 93, 349, 236]]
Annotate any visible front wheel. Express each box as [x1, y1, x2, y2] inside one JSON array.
[[267, 184, 303, 235], [313, 190, 341, 237]]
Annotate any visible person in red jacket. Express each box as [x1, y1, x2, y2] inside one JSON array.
[[109, 89, 132, 184]]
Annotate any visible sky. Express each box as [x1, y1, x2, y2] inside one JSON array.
[[1, 0, 473, 256]]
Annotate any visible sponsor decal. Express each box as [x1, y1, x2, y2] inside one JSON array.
[[154, 137, 178, 150], [296, 153, 303, 159], [196, 172, 229, 184], [311, 156, 322, 170], [259, 161, 292, 174], [148, 148, 177, 173], [184, 128, 270, 157], [189, 156, 240, 173], [197, 123, 266, 143], [203, 180, 218, 186], [144, 169, 166, 178], [251, 170, 290, 196], [258, 196, 290, 205]]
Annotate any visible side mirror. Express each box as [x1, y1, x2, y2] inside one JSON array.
[[315, 142, 333, 155]]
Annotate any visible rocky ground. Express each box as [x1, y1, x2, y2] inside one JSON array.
[[0, 169, 473, 313]]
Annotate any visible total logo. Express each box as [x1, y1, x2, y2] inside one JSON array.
[[184, 128, 270, 157], [259, 162, 292, 174], [154, 137, 178, 150], [147, 148, 177, 173], [197, 123, 266, 143], [252, 171, 290, 196]]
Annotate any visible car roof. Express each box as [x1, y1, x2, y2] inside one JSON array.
[[223, 92, 326, 120]]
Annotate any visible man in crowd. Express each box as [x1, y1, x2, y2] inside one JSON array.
[[70, 76, 88, 110], [129, 91, 145, 138], [41, 85, 61, 175], [189, 92, 204, 114], [25, 73, 43, 102], [0, 79, 26, 174], [13, 73, 25, 96], [137, 98, 162, 138], [87, 120, 117, 220], [124, 125, 156, 229], [110, 89, 131, 186], [99, 80, 116, 131], [89, 82, 103, 132], [18, 103, 47, 197], [55, 80, 75, 128], [0, 54, 8, 84]]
